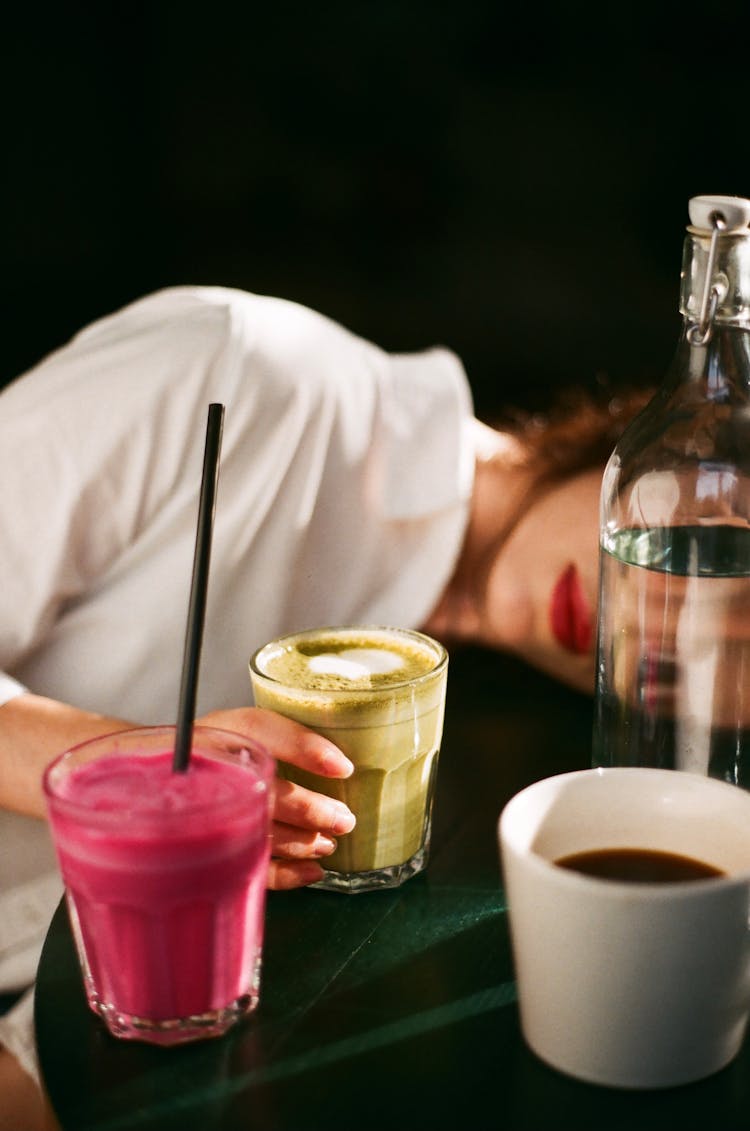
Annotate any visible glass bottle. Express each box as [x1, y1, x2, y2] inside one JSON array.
[[592, 194, 750, 786]]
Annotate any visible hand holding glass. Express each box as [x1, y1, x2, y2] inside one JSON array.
[[250, 626, 447, 893]]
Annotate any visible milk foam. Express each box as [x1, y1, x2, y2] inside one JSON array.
[[308, 648, 405, 681], [254, 629, 440, 692]]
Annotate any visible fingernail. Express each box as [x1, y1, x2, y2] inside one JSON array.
[[314, 835, 338, 857], [328, 802, 356, 834]]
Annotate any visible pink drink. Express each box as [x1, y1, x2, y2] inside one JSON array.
[[44, 726, 274, 1046]]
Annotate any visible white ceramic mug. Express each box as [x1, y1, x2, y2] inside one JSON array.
[[498, 767, 750, 1089]]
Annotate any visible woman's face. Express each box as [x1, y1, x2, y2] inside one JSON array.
[[485, 466, 603, 693]]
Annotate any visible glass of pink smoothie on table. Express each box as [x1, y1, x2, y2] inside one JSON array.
[[43, 724, 274, 1046]]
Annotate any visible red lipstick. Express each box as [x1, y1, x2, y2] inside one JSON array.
[[550, 563, 593, 654]]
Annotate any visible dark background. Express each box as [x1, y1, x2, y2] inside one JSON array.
[[3, 1, 748, 416]]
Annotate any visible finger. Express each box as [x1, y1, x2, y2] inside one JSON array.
[[199, 707, 354, 778], [271, 821, 338, 860], [273, 777, 356, 836], [267, 858, 326, 890], [250, 708, 354, 777]]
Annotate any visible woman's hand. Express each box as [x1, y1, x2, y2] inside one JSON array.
[[197, 707, 356, 890]]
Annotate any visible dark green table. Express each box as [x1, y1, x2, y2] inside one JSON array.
[[35, 648, 750, 1130]]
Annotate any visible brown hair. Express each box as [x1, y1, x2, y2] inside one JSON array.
[[495, 383, 654, 481]]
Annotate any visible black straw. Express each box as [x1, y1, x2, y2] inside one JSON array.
[[173, 403, 225, 773]]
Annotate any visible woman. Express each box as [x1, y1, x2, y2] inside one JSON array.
[[0, 286, 648, 1128]]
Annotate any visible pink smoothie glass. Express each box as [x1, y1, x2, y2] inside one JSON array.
[[44, 725, 274, 1046]]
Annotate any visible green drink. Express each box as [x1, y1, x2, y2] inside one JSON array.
[[249, 626, 448, 893]]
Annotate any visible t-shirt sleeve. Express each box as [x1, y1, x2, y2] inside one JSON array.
[[0, 673, 27, 706], [0, 286, 478, 717]]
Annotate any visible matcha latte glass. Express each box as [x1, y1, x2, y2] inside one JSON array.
[[249, 626, 448, 893]]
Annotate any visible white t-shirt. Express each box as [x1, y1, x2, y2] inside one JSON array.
[[0, 286, 476, 1000]]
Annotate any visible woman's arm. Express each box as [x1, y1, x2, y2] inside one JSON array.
[[0, 694, 130, 820], [0, 694, 356, 891]]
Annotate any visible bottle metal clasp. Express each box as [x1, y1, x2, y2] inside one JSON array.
[[687, 210, 728, 346]]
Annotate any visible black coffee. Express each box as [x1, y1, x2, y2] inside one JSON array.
[[555, 847, 726, 883]]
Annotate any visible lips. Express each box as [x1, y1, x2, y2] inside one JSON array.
[[549, 563, 593, 654]]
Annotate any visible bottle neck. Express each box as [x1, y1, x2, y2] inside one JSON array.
[[673, 229, 750, 396], [680, 229, 750, 329], [669, 321, 750, 398]]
